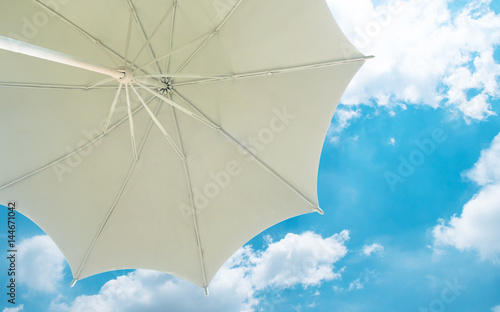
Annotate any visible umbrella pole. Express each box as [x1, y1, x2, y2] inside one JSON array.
[[0, 35, 124, 80], [0, 36, 168, 89]]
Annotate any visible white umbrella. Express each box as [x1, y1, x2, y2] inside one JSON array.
[[0, 0, 368, 293]]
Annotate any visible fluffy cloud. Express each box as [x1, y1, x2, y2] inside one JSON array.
[[18, 235, 66, 293], [251, 231, 349, 289], [51, 231, 349, 312], [362, 243, 384, 256], [328, 0, 500, 120], [433, 133, 500, 262], [465, 133, 500, 185], [2, 305, 24, 312], [492, 305, 500, 312]]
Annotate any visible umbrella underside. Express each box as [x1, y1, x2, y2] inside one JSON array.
[[0, 0, 366, 290]]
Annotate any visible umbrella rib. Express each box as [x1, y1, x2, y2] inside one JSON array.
[[137, 73, 229, 79], [172, 90, 324, 214], [34, 0, 119, 68], [0, 82, 107, 90], [103, 83, 123, 133], [130, 84, 185, 159], [171, 56, 375, 87], [165, 0, 178, 74], [169, 94, 209, 294], [129, 0, 174, 73], [86, 77, 117, 90], [124, 9, 134, 67], [137, 29, 215, 72], [125, 85, 139, 160], [135, 81, 220, 132], [176, 0, 244, 74], [0, 96, 155, 192], [72, 98, 164, 286], [34, 0, 153, 76], [219, 129, 323, 214], [158, 3, 209, 292]]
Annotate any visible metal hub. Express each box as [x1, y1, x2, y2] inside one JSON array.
[[116, 67, 134, 84], [159, 77, 173, 94]]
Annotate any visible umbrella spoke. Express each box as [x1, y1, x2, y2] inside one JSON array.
[[73, 98, 165, 287], [130, 84, 185, 159], [0, 82, 101, 90], [219, 130, 324, 214], [172, 56, 375, 87], [0, 95, 155, 192], [169, 95, 209, 294], [103, 83, 123, 133], [129, 0, 174, 73], [35, 0, 154, 77], [172, 90, 324, 214], [124, 9, 134, 67], [35, 0, 120, 68], [165, 1, 178, 74], [137, 73, 230, 79], [134, 81, 220, 132], [86, 77, 117, 90], [137, 29, 215, 72], [125, 85, 138, 159], [176, 0, 244, 73]]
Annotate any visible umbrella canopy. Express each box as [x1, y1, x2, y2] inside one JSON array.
[[0, 0, 367, 292]]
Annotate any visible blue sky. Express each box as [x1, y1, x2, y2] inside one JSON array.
[[2, 0, 500, 311]]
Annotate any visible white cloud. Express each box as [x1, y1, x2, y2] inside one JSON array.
[[347, 278, 364, 291], [333, 270, 377, 293], [389, 138, 396, 146], [329, 136, 340, 144], [329, 108, 362, 135], [362, 243, 384, 256], [251, 231, 349, 289], [328, 0, 500, 120], [328, 108, 362, 144], [18, 235, 66, 293], [465, 133, 500, 185], [433, 132, 500, 262], [492, 305, 500, 312], [52, 231, 349, 312], [2, 305, 24, 312]]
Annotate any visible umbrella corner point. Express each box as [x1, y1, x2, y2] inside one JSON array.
[[314, 206, 325, 215], [203, 286, 209, 296], [70, 278, 78, 287]]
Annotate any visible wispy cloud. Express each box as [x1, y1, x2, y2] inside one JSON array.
[[347, 278, 364, 291], [362, 243, 384, 256], [2, 305, 24, 312], [328, 108, 362, 143]]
